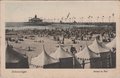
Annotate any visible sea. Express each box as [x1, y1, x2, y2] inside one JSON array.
[[6, 24, 99, 30]]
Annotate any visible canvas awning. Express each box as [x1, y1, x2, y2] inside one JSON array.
[[89, 38, 110, 54], [6, 44, 27, 63], [31, 45, 59, 67], [75, 45, 100, 60], [50, 45, 73, 59]]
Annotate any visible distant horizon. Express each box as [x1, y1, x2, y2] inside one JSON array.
[[5, 14, 116, 23], [5, 1, 119, 22]]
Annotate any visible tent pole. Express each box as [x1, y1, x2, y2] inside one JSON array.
[[73, 56, 75, 68], [82, 59, 85, 69], [73, 52, 76, 68]]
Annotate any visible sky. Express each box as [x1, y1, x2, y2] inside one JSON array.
[[5, 1, 119, 22]]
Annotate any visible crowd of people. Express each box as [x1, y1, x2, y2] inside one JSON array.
[[6, 24, 116, 68], [6, 25, 115, 43]]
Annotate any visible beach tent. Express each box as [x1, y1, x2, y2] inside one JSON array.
[[105, 38, 116, 68], [106, 37, 116, 50], [89, 38, 110, 54], [75, 45, 99, 68], [6, 44, 29, 68], [51, 45, 73, 68], [106, 38, 116, 68], [51, 45, 73, 59], [89, 38, 112, 68], [30, 45, 59, 68]]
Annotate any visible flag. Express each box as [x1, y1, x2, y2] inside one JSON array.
[[66, 12, 70, 19]]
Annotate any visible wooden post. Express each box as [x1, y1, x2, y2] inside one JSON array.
[[82, 59, 85, 69], [73, 52, 75, 68]]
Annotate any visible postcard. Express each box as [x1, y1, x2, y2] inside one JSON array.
[[0, 1, 120, 78]]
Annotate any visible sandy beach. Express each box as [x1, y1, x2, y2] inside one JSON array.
[[8, 36, 96, 64]]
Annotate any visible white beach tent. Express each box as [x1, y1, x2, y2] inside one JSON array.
[[50, 45, 73, 68], [30, 45, 59, 68], [88, 38, 111, 68], [75, 45, 99, 68], [89, 38, 110, 54], [50, 45, 73, 59], [106, 37, 116, 49]]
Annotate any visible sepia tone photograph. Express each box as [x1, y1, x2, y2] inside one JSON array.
[[0, 1, 120, 78], [5, 1, 117, 69]]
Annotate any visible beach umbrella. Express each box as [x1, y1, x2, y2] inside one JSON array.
[[89, 38, 110, 54], [30, 45, 59, 68], [106, 37, 116, 50]]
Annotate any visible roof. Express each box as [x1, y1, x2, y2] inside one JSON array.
[[31, 45, 59, 66], [106, 37, 116, 49], [89, 38, 110, 53], [29, 15, 43, 22], [50, 45, 73, 59], [75, 45, 100, 59]]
